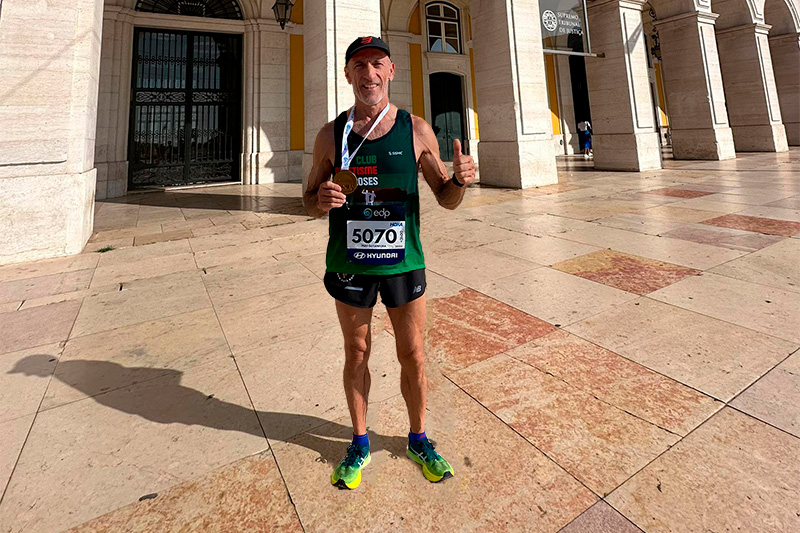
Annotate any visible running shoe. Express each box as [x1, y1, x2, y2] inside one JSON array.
[[406, 438, 454, 482], [331, 443, 370, 489]]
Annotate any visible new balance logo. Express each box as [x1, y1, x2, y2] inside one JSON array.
[[413, 285, 423, 294]]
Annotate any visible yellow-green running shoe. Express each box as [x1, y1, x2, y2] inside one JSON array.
[[407, 438, 454, 483], [331, 443, 370, 490]]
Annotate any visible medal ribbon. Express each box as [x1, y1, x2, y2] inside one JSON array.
[[340, 104, 391, 171]]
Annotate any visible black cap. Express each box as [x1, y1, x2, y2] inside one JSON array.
[[345, 36, 391, 65]]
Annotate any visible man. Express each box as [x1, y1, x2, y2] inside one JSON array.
[[303, 36, 475, 490], [577, 119, 593, 159]]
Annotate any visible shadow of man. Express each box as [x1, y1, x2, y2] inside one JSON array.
[[9, 355, 408, 466]]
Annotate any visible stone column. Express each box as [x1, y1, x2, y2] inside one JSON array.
[[716, 23, 788, 151], [655, 11, 736, 160], [0, 0, 103, 265], [471, 0, 557, 188], [384, 31, 413, 113], [302, 0, 381, 187], [95, 6, 133, 200], [586, 0, 662, 170], [769, 33, 800, 146], [242, 20, 291, 184]]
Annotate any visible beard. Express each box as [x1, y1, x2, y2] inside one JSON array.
[[353, 83, 388, 106]]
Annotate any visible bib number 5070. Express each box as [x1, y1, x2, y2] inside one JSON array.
[[347, 220, 405, 250], [351, 227, 400, 245]]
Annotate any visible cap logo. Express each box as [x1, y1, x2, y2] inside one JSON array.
[[361, 37, 373, 44]]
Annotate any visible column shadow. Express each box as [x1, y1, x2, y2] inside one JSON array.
[[9, 355, 408, 465]]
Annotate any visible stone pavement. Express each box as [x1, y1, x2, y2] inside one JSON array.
[[1, 151, 799, 532]]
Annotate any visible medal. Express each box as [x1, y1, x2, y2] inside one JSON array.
[[333, 170, 358, 195]]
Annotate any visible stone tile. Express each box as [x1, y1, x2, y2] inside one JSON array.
[[42, 309, 230, 410], [734, 204, 800, 223], [424, 269, 466, 299], [194, 240, 284, 269], [0, 299, 81, 355], [132, 229, 194, 246], [452, 354, 679, 495], [559, 501, 643, 533], [190, 221, 247, 237], [188, 226, 274, 253], [566, 298, 798, 401], [485, 234, 603, 265], [0, 301, 21, 313], [633, 205, 725, 223], [1, 343, 61, 422], [660, 223, 784, 252], [477, 268, 637, 326], [427, 289, 556, 373], [0, 253, 99, 283], [0, 358, 267, 533], [67, 451, 303, 533], [0, 414, 35, 496], [667, 199, 747, 213], [702, 191, 795, 206], [553, 250, 700, 295], [271, 231, 331, 256], [216, 283, 335, 354], [90, 252, 197, 288], [649, 272, 800, 344], [88, 224, 163, 242], [701, 213, 800, 236], [558, 225, 747, 269], [82, 237, 134, 253], [644, 187, 714, 199], [731, 350, 800, 438], [159, 218, 214, 233], [709, 238, 800, 292], [0, 268, 94, 304], [202, 257, 319, 305], [271, 382, 597, 532], [509, 330, 720, 435], [594, 213, 688, 236], [236, 325, 401, 442], [97, 239, 192, 267], [420, 218, 517, 255], [766, 195, 800, 210], [607, 408, 800, 533], [426, 246, 541, 287], [71, 271, 212, 339]]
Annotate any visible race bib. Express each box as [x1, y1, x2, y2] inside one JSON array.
[[346, 204, 406, 265]]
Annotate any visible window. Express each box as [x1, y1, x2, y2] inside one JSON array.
[[135, 0, 244, 20], [426, 2, 461, 54]]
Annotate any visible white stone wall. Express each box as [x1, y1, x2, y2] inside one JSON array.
[[0, 0, 104, 265]]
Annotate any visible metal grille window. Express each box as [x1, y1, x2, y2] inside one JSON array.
[[135, 0, 243, 20], [426, 2, 461, 54]]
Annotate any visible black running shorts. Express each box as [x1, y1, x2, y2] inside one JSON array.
[[323, 269, 426, 309]]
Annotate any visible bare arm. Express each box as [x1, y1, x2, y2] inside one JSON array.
[[303, 122, 346, 218], [412, 115, 475, 210]]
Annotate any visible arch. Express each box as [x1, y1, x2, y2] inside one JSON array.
[[134, 0, 244, 20], [764, 0, 800, 34], [713, 0, 763, 28]]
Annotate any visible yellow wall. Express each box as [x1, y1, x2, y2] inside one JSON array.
[[408, 3, 421, 35], [290, 0, 303, 24], [469, 48, 479, 140], [544, 53, 561, 135], [409, 43, 425, 119], [654, 62, 669, 127], [290, 34, 305, 150]]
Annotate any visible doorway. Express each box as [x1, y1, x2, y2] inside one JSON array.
[[429, 72, 466, 161], [129, 29, 242, 188]]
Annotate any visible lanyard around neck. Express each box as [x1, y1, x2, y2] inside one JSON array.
[[341, 104, 391, 170]]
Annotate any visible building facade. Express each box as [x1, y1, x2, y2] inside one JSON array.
[[0, 0, 798, 265]]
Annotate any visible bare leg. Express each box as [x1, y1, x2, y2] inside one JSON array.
[[387, 295, 428, 434], [335, 301, 374, 435]]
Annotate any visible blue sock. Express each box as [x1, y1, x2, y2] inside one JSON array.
[[352, 432, 369, 448], [409, 430, 426, 444]]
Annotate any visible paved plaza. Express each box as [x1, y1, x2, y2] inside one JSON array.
[[1, 152, 799, 532]]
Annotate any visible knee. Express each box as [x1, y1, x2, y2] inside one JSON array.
[[344, 338, 370, 370], [397, 346, 425, 368]]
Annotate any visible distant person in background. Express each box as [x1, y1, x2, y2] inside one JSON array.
[[577, 120, 593, 160]]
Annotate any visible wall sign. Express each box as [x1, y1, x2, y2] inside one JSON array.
[[540, 0, 592, 55]]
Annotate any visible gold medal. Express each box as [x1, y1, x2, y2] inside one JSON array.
[[333, 170, 358, 195]]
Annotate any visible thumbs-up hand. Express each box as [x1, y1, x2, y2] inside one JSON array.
[[452, 139, 475, 187]]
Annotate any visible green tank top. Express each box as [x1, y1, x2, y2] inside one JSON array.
[[326, 109, 425, 275]]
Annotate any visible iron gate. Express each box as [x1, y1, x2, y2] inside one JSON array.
[[129, 28, 242, 188]]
